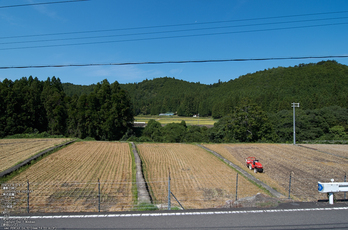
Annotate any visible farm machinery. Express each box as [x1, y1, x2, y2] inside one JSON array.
[[246, 157, 263, 173]]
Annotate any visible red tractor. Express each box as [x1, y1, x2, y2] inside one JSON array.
[[246, 157, 263, 173]]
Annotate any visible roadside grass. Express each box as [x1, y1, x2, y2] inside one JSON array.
[[129, 143, 138, 206], [133, 202, 158, 211], [134, 144, 157, 205]]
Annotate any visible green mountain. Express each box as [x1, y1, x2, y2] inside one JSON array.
[[116, 60, 348, 118], [61, 60, 348, 119]]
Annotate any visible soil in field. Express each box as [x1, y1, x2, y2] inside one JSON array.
[[299, 144, 348, 158], [137, 143, 265, 209], [1, 141, 134, 213], [204, 144, 348, 202]]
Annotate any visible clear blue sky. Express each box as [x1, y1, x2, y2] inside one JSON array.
[[1, 0, 348, 85]]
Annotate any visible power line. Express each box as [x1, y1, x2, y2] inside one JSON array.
[[0, 0, 88, 9], [1, 21, 347, 51], [1, 55, 347, 70], [0, 10, 347, 39], [1, 16, 347, 46]]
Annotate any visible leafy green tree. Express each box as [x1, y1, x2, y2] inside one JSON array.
[[212, 100, 276, 142], [143, 119, 162, 139], [65, 94, 79, 137], [184, 125, 208, 142], [162, 122, 186, 143]]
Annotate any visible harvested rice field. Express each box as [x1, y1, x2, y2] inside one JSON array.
[[2, 141, 134, 213], [136, 143, 265, 209], [0, 138, 70, 172]]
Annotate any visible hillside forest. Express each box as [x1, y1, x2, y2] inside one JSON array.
[[1, 60, 347, 142]]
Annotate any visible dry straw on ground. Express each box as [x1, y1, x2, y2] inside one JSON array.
[[4, 141, 133, 213], [0, 138, 70, 172], [137, 143, 264, 209]]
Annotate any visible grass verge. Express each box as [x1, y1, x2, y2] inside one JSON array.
[[133, 202, 158, 211], [129, 143, 138, 206]]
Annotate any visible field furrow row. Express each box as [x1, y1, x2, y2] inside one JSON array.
[[204, 143, 348, 201], [3, 141, 133, 213], [137, 143, 264, 209]]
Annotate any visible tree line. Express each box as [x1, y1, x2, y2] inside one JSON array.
[[0, 77, 133, 140], [127, 103, 348, 143]]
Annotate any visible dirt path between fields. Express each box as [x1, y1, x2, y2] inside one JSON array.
[[131, 142, 152, 204]]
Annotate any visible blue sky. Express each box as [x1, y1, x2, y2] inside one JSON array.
[[0, 0, 348, 85]]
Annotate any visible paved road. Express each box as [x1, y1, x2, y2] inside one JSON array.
[[2, 202, 348, 230]]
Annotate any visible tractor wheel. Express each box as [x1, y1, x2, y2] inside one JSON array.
[[254, 168, 257, 173], [249, 165, 252, 170]]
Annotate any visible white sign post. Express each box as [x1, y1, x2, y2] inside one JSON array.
[[318, 179, 348, 204]]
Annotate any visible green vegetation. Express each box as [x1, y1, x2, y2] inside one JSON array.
[[1, 60, 347, 142], [135, 115, 216, 126], [119, 60, 348, 118], [130, 100, 277, 143], [4, 132, 65, 139], [133, 202, 158, 211], [62, 83, 95, 97], [129, 143, 138, 205], [0, 77, 133, 140], [269, 105, 348, 142]]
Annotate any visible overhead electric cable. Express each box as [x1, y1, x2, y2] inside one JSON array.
[[1, 16, 347, 46], [0, 0, 88, 9], [0, 10, 347, 39], [1, 55, 347, 70], [1, 21, 347, 51]]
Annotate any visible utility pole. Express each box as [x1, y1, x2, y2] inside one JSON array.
[[291, 103, 300, 145]]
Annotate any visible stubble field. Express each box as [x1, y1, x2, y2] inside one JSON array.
[[2, 140, 347, 213], [3, 141, 133, 213], [203, 144, 348, 201], [300, 144, 348, 158], [0, 138, 70, 173], [137, 143, 264, 209]]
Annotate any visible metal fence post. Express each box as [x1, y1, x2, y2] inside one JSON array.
[[235, 173, 238, 201], [168, 170, 171, 210], [345, 173, 347, 200], [98, 179, 101, 212], [288, 172, 292, 199], [27, 180, 30, 213]]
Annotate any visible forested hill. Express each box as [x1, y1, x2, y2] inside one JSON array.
[[212, 60, 348, 115], [119, 60, 348, 118], [63, 82, 95, 97], [62, 60, 348, 118]]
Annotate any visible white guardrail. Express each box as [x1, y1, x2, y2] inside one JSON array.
[[318, 179, 348, 204]]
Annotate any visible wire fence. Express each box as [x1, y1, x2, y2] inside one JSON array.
[[1, 173, 347, 214]]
